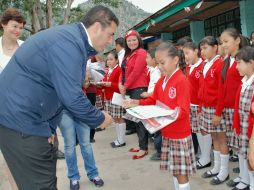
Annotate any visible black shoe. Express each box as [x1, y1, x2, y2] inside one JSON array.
[[70, 180, 80, 190], [95, 128, 105, 132], [196, 160, 212, 170], [110, 141, 126, 148], [90, 139, 95, 143], [210, 175, 229, 185], [90, 177, 104, 187], [233, 167, 240, 173], [230, 154, 239, 162], [231, 182, 250, 190], [150, 152, 161, 161], [56, 150, 65, 159], [227, 179, 240, 187], [202, 170, 219, 178], [125, 130, 136, 135]]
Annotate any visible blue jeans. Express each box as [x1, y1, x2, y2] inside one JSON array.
[[59, 110, 98, 181]]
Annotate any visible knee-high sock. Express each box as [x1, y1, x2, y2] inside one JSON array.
[[197, 134, 212, 165], [173, 177, 179, 190], [249, 170, 254, 190], [179, 182, 190, 190], [118, 123, 126, 144], [211, 150, 221, 174], [239, 154, 244, 180], [114, 123, 121, 145], [236, 158, 250, 189], [217, 154, 229, 180]]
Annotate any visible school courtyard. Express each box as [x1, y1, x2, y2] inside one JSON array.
[[0, 124, 239, 190]]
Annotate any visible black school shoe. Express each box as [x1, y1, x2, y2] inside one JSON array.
[[196, 160, 212, 170], [110, 141, 126, 148], [210, 175, 229, 185]]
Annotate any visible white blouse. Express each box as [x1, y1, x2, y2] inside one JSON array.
[[0, 36, 23, 74]]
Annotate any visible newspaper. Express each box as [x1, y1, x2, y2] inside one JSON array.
[[124, 103, 179, 134]]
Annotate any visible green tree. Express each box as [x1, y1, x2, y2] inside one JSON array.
[[0, 0, 120, 35]]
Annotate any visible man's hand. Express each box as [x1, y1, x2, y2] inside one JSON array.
[[99, 111, 113, 129]]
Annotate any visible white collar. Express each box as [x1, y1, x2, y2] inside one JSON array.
[[80, 23, 93, 47], [190, 58, 202, 68], [242, 74, 254, 86], [205, 55, 220, 64], [118, 49, 125, 55], [108, 64, 118, 73]]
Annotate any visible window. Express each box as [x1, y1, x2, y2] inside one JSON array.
[[204, 8, 240, 37]]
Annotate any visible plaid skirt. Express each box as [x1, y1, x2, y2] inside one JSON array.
[[95, 95, 104, 110], [238, 127, 249, 159], [222, 108, 237, 147], [104, 100, 125, 118], [160, 135, 196, 176], [199, 107, 225, 133], [190, 105, 200, 133]]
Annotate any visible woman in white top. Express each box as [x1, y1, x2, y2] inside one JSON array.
[[0, 7, 25, 73], [0, 7, 25, 190]]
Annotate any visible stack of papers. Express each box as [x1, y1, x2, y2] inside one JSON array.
[[124, 105, 179, 134]]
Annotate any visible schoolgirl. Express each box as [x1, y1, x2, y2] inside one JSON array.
[[124, 42, 196, 190], [101, 51, 126, 148], [232, 46, 254, 190]]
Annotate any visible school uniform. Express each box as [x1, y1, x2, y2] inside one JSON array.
[[199, 55, 224, 133], [139, 69, 196, 175], [187, 58, 204, 133], [233, 74, 254, 159], [216, 57, 242, 147], [102, 65, 124, 118]]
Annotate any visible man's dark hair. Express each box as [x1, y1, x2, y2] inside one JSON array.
[[82, 5, 119, 29], [115, 37, 125, 47]]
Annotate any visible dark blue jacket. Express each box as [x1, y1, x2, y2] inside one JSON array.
[[0, 23, 105, 137]]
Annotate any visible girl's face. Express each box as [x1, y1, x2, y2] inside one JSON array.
[[146, 53, 155, 67], [200, 43, 217, 61], [2, 20, 24, 40], [221, 32, 240, 56], [236, 59, 254, 77], [156, 50, 178, 77], [106, 53, 118, 69], [126, 36, 139, 51], [183, 47, 199, 65]]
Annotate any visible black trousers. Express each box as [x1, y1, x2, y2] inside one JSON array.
[[0, 126, 57, 190], [126, 87, 148, 150], [86, 92, 96, 140], [154, 131, 162, 154]]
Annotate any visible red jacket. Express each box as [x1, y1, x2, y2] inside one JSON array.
[[139, 69, 191, 139], [199, 57, 224, 109], [186, 60, 204, 105], [102, 66, 121, 100], [120, 48, 148, 90], [215, 60, 242, 116]]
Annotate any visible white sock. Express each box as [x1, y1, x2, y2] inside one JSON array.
[[210, 150, 220, 174], [179, 182, 190, 190], [248, 170, 254, 190], [118, 123, 126, 144], [196, 133, 203, 157], [217, 154, 229, 180], [197, 134, 212, 165], [239, 154, 244, 179], [236, 158, 250, 189], [173, 177, 179, 190], [114, 123, 120, 145]]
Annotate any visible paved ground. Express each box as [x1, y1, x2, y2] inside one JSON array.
[[0, 125, 238, 190]]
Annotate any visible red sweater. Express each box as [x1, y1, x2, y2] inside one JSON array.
[[120, 48, 148, 90], [215, 60, 242, 116], [102, 66, 121, 100], [139, 69, 191, 139], [187, 60, 204, 105], [199, 57, 224, 108]]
